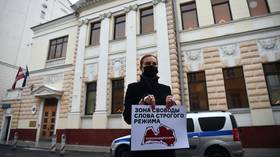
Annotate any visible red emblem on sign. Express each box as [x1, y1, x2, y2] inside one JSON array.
[[142, 124, 176, 146]]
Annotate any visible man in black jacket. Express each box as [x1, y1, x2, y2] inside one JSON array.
[[123, 54, 176, 157]]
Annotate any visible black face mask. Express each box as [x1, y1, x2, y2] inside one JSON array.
[[143, 65, 158, 78]]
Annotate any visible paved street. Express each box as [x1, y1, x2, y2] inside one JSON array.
[[0, 145, 110, 157], [1, 145, 280, 157]]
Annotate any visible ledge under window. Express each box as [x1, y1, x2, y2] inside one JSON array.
[[86, 43, 100, 48], [272, 105, 280, 111], [81, 114, 93, 118], [109, 36, 127, 43], [137, 31, 156, 37], [45, 57, 65, 68], [228, 108, 251, 114], [108, 114, 123, 118]]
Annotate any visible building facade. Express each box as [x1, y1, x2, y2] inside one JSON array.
[[0, 0, 73, 142], [1, 0, 280, 147], [0, 0, 73, 103]]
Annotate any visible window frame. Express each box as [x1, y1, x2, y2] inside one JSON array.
[[85, 81, 97, 115], [111, 78, 125, 114], [198, 117, 226, 131], [89, 21, 101, 46], [187, 71, 209, 111], [187, 118, 194, 132], [263, 61, 280, 106], [47, 36, 68, 60], [180, 1, 199, 30], [223, 66, 249, 109], [247, 0, 270, 17], [211, 0, 232, 24], [140, 6, 154, 34], [113, 14, 126, 40]]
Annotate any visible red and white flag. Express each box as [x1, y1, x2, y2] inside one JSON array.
[[12, 67, 25, 89]]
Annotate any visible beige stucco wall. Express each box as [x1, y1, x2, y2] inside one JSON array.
[[1, 13, 77, 129], [181, 36, 279, 125], [0, 0, 73, 105], [166, 0, 181, 103], [9, 67, 75, 130], [180, 13, 280, 43], [30, 17, 78, 71]]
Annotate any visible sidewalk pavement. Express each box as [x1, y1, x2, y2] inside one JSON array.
[[1, 140, 280, 157], [244, 148, 280, 157], [0, 140, 111, 153]]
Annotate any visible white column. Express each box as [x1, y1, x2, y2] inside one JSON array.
[[92, 12, 111, 128], [125, 4, 138, 88], [267, 0, 280, 12], [68, 19, 88, 128], [196, 0, 215, 26], [229, 0, 250, 20], [154, 0, 171, 86], [35, 99, 45, 145], [54, 97, 61, 134]]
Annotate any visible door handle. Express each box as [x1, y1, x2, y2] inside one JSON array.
[[192, 136, 198, 138]]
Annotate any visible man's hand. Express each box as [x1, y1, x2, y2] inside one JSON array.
[[144, 95, 156, 105], [165, 95, 176, 109], [141, 94, 155, 110]]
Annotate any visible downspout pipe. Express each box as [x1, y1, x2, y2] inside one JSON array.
[[172, 0, 185, 105]]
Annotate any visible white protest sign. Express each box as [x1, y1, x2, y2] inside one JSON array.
[[131, 105, 189, 151]]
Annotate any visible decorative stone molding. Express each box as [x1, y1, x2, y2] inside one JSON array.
[[73, 0, 103, 11], [153, 0, 167, 5], [185, 49, 201, 61], [124, 4, 138, 13], [4, 88, 22, 100], [257, 36, 280, 62], [79, 19, 89, 26], [99, 14, 105, 20], [219, 43, 240, 67], [99, 12, 112, 20], [31, 85, 63, 97], [43, 73, 64, 85], [220, 44, 238, 56], [257, 37, 279, 50], [183, 49, 203, 72], [110, 57, 125, 78], [85, 63, 98, 81]]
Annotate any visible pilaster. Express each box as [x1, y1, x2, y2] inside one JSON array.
[[125, 4, 138, 88], [240, 40, 274, 125], [203, 47, 228, 111], [153, 0, 171, 86], [68, 19, 88, 128], [92, 12, 111, 128]]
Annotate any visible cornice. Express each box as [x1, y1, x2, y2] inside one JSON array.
[[72, 0, 114, 12], [0, 60, 18, 70], [124, 4, 138, 13], [180, 26, 280, 47], [99, 12, 112, 20], [153, 0, 166, 5], [31, 13, 77, 32], [30, 64, 73, 75]]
